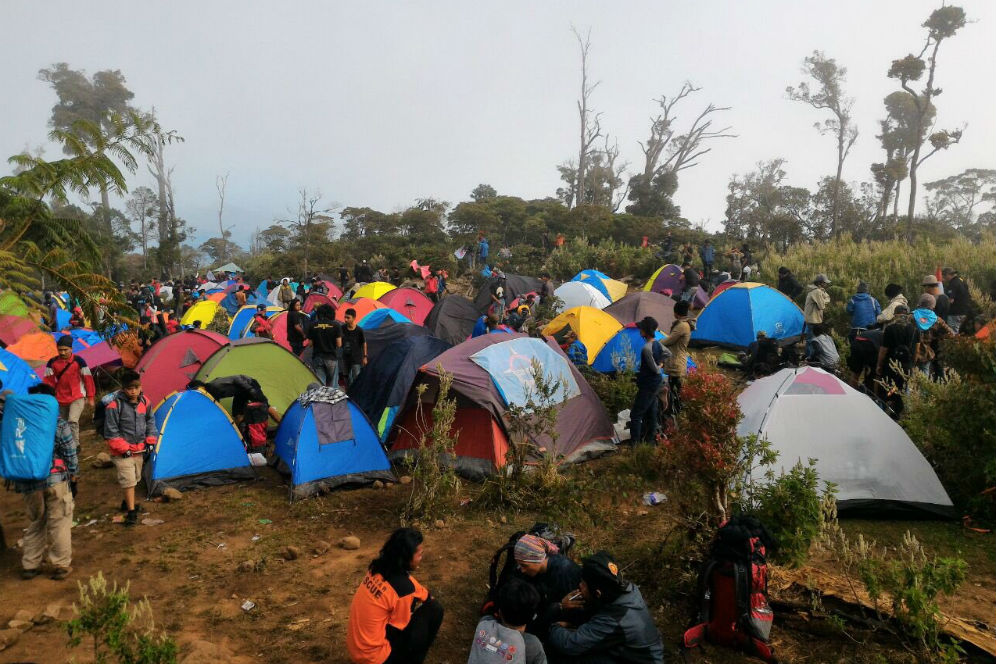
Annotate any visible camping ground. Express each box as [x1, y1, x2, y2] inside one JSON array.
[[0, 426, 992, 663]]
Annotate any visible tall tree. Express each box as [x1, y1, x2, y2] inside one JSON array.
[[567, 26, 602, 210], [124, 186, 158, 269], [145, 108, 185, 277], [870, 91, 934, 223], [215, 172, 230, 262], [626, 83, 734, 218], [887, 5, 967, 238], [724, 159, 812, 250], [281, 188, 335, 276], [470, 184, 497, 201], [786, 51, 858, 236]]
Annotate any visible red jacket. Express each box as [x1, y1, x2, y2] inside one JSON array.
[[44, 355, 96, 405]]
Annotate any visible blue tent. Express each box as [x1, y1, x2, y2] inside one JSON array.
[[357, 308, 412, 329], [54, 308, 72, 331], [146, 389, 254, 496], [0, 347, 41, 394], [274, 392, 394, 498], [571, 269, 612, 301], [228, 306, 257, 340], [592, 325, 665, 373], [691, 283, 804, 349], [255, 280, 269, 300], [349, 335, 452, 441]]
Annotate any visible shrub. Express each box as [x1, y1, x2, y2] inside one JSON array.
[[587, 370, 638, 420], [544, 237, 659, 283]]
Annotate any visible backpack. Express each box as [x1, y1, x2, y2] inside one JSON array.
[[242, 402, 269, 449], [481, 522, 575, 615], [0, 394, 59, 482], [93, 392, 117, 435], [682, 515, 777, 662], [888, 325, 916, 370]]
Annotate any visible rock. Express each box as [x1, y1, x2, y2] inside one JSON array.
[[0, 629, 20, 651], [339, 536, 361, 550], [163, 487, 183, 501], [180, 639, 234, 664], [236, 560, 254, 573], [6, 620, 32, 632], [434, 519, 445, 528], [92, 452, 113, 468], [313, 541, 330, 556], [399, 475, 412, 485], [499, 515, 507, 524], [41, 603, 75, 623], [282, 546, 300, 561], [372, 480, 384, 489], [12, 610, 32, 624]]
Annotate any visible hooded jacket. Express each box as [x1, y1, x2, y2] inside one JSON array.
[[662, 318, 694, 377], [877, 294, 909, 325], [803, 285, 830, 325], [845, 293, 881, 329], [103, 392, 158, 456]]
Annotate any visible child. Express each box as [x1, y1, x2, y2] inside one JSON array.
[[103, 369, 158, 526], [469, 578, 547, 664]]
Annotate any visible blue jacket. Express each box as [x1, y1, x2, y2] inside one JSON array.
[[699, 245, 715, 264], [845, 293, 881, 329], [479, 239, 490, 259]]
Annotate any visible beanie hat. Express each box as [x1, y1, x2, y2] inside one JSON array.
[[917, 293, 936, 310], [56, 335, 74, 349], [513, 535, 558, 565], [856, 281, 868, 294], [581, 551, 627, 603]]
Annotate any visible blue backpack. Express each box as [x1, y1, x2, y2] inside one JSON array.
[[0, 393, 59, 481]]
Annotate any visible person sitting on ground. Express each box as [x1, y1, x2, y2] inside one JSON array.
[[845, 282, 881, 336], [512, 534, 582, 635], [560, 330, 588, 367], [876, 283, 908, 326], [103, 370, 157, 527], [347, 527, 444, 664], [805, 323, 840, 372], [744, 330, 781, 378], [470, 578, 547, 664], [251, 304, 273, 339], [14, 384, 78, 581], [547, 551, 666, 663]]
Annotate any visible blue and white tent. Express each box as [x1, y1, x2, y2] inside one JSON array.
[[0, 347, 41, 395], [274, 389, 394, 499], [146, 389, 254, 496], [691, 283, 804, 349]]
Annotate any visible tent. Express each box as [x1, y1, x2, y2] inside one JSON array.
[[390, 334, 617, 478], [335, 297, 386, 323], [219, 287, 258, 315], [424, 295, 481, 345], [0, 347, 41, 394], [50, 328, 102, 352], [553, 281, 612, 311], [5, 331, 57, 366], [318, 281, 344, 301], [644, 264, 709, 308], [352, 281, 396, 300], [275, 390, 394, 498], [358, 308, 412, 329], [349, 335, 452, 441], [180, 300, 221, 328], [0, 291, 28, 318], [146, 389, 254, 496], [572, 270, 628, 302], [228, 305, 282, 340], [541, 306, 622, 364], [591, 324, 667, 373], [193, 338, 317, 417], [474, 274, 542, 313], [709, 279, 739, 299], [303, 291, 337, 315], [135, 329, 230, 406], [362, 318, 431, 365], [691, 282, 804, 349], [0, 314, 37, 346], [378, 288, 434, 326], [737, 367, 954, 517], [76, 341, 122, 371], [214, 262, 244, 274], [603, 292, 676, 330]]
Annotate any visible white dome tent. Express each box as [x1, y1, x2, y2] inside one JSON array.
[[737, 367, 953, 517], [553, 281, 611, 311]]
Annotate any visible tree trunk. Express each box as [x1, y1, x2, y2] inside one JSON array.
[[831, 131, 845, 237], [893, 181, 901, 223]]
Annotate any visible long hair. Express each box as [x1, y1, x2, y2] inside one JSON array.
[[369, 528, 423, 577]]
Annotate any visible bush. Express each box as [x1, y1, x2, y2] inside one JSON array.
[[544, 237, 660, 283], [587, 370, 638, 420]]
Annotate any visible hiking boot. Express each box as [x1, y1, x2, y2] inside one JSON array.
[[121, 501, 143, 513], [21, 568, 40, 580], [50, 567, 72, 581], [124, 509, 139, 527]]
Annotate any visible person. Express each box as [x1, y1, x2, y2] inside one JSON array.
[[941, 267, 972, 333], [189, 375, 282, 426], [469, 579, 547, 664], [845, 282, 881, 337], [13, 384, 78, 581], [103, 369, 158, 527], [911, 293, 954, 378], [492, 286, 507, 324], [745, 330, 782, 379], [309, 304, 341, 388], [356, 260, 374, 284], [340, 308, 368, 387], [44, 292, 60, 330], [339, 266, 351, 289], [378, 267, 390, 283], [435, 269, 447, 299], [472, 314, 490, 338], [555, 233, 565, 249], [424, 272, 439, 302], [662, 302, 693, 416], [679, 263, 700, 305], [347, 527, 444, 664], [392, 267, 402, 287], [506, 305, 531, 332], [44, 334, 96, 451], [728, 246, 743, 280], [922, 274, 950, 321], [278, 278, 295, 309], [658, 231, 673, 263], [805, 324, 840, 371], [547, 551, 665, 664], [876, 305, 916, 416], [803, 274, 832, 336], [876, 283, 908, 326], [777, 266, 804, 300], [479, 234, 490, 268], [512, 534, 582, 632], [69, 305, 85, 328], [560, 331, 588, 367], [251, 304, 273, 339], [698, 240, 715, 276], [539, 273, 555, 303], [235, 286, 247, 308], [629, 317, 666, 444], [848, 328, 884, 393], [285, 298, 307, 356]]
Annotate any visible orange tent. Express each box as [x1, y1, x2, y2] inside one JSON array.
[[6, 331, 57, 366], [335, 298, 386, 323]]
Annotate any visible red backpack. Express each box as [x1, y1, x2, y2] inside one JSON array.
[[682, 516, 777, 662], [242, 402, 269, 449]]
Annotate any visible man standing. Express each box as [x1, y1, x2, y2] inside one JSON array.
[[803, 274, 832, 336], [278, 278, 295, 309], [14, 384, 78, 581], [340, 308, 368, 387], [478, 234, 490, 269], [877, 305, 917, 416], [103, 370, 157, 527], [539, 273, 556, 303], [629, 317, 667, 444], [308, 305, 341, 388], [922, 275, 950, 321], [941, 267, 972, 333], [662, 302, 693, 416], [698, 240, 715, 276], [285, 298, 307, 356], [44, 335, 96, 450]]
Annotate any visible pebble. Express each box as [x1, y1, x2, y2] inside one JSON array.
[[6, 620, 32, 632], [339, 536, 361, 550], [282, 546, 300, 561], [399, 476, 412, 485], [313, 541, 330, 556], [163, 487, 183, 501], [434, 519, 445, 528]]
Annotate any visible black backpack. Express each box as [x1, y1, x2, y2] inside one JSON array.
[[481, 522, 575, 615]]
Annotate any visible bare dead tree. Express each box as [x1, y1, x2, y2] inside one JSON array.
[[281, 188, 336, 277], [216, 172, 230, 262], [571, 25, 602, 209], [600, 134, 629, 212]]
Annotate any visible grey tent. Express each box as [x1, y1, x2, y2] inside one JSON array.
[[424, 295, 481, 345], [474, 274, 542, 313], [603, 292, 676, 329], [215, 262, 244, 273], [389, 333, 618, 478], [737, 367, 954, 517]]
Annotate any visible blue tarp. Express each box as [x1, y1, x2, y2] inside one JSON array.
[[691, 284, 804, 349], [0, 348, 41, 395], [470, 337, 580, 408]]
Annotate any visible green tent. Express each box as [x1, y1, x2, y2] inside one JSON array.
[[0, 291, 29, 318], [194, 339, 317, 417]]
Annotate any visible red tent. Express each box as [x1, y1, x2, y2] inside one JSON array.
[[303, 292, 337, 314], [0, 314, 37, 346], [136, 329, 229, 406], [378, 288, 434, 326], [709, 279, 739, 300], [320, 281, 343, 300]]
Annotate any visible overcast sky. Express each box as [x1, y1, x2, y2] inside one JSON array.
[[3, 1, 994, 246]]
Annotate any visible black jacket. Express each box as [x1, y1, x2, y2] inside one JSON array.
[[778, 273, 803, 299]]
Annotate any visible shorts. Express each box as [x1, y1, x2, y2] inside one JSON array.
[[112, 454, 144, 489]]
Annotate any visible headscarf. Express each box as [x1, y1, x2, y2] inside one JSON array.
[[914, 308, 938, 331], [513, 534, 559, 565]]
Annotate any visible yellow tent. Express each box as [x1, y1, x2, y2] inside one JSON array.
[[541, 306, 622, 364], [352, 281, 396, 300], [180, 300, 220, 329]]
